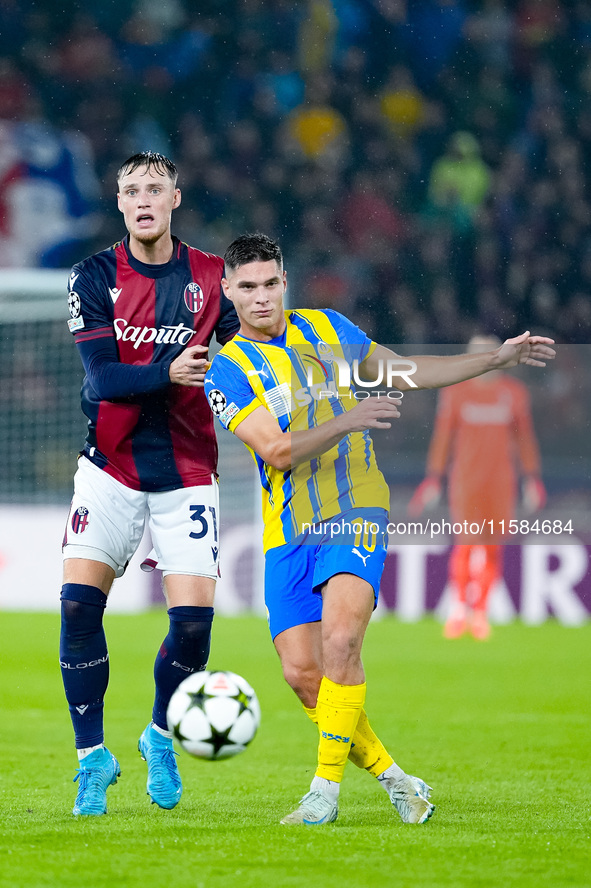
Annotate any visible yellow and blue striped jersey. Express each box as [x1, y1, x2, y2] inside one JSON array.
[[204, 309, 390, 551]]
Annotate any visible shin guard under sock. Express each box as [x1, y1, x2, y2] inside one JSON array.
[[60, 583, 108, 748], [315, 676, 366, 783], [152, 606, 214, 730], [304, 704, 394, 775]]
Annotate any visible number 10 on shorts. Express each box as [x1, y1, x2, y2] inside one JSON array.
[[353, 520, 377, 552]]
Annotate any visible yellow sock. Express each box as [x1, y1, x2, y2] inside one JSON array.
[[303, 704, 318, 723], [304, 705, 394, 776], [315, 676, 366, 783], [347, 710, 395, 776]]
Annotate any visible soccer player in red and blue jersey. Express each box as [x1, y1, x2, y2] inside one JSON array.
[[60, 152, 239, 816]]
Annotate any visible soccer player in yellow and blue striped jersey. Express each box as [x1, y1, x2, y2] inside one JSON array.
[[207, 299, 390, 552], [205, 233, 555, 826]]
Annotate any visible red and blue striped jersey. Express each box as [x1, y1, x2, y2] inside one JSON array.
[[67, 235, 239, 492]]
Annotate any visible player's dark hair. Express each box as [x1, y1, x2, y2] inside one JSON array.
[[224, 233, 283, 272], [116, 151, 178, 185]]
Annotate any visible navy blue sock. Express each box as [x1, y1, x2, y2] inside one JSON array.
[[60, 583, 108, 749], [152, 606, 214, 730]]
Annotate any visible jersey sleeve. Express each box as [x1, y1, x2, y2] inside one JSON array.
[[426, 386, 457, 477], [215, 283, 240, 345], [75, 334, 170, 399], [321, 309, 375, 363], [68, 260, 170, 399], [513, 382, 542, 476], [67, 262, 113, 335], [204, 353, 260, 431]]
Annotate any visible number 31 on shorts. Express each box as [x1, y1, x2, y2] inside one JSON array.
[[189, 504, 218, 541]]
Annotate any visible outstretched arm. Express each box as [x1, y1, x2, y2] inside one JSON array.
[[232, 396, 401, 472], [362, 332, 556, 392]]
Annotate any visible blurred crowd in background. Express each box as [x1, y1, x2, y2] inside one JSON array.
[[1, 0, 591, 344]]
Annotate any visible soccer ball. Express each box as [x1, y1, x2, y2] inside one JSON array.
[[167, 670, 261, 760]]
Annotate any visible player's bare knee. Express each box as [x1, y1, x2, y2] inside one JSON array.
[[281, 660, 321, 706], [322, 626, 362, 666]]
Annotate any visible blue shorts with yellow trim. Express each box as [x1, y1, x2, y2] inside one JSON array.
[[264, 508, 388, 640]]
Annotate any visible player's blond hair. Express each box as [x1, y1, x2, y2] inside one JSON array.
[[116, 151, 178, 186]]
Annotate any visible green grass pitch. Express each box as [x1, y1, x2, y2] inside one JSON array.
[[0, 612, 589, 888]]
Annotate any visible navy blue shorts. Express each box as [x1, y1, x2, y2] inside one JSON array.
[[264, 508, 388, 639]]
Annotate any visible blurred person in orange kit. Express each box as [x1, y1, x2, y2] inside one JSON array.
[[409, 334, 546, 640]]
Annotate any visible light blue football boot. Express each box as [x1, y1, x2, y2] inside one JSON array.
[[138, 723, 182, 809], [73, 747, 120, 816]]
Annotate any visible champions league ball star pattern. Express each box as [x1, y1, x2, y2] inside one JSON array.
[[207, 389, 227, 416], [167, 670, 261, 760], [68, 291, 81, 318]]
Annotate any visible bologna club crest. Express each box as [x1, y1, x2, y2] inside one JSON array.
[[184, 282, 204, 313], [71, 506, 89, 534]]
